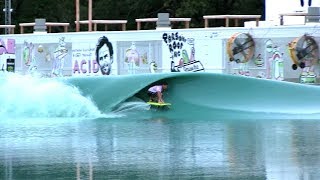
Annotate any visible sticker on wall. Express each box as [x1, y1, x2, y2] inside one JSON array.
[[162, 32, 204, 72], [288, 35, 318, 83], [6, 58, 15, 72]]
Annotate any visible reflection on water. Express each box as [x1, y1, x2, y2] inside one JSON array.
[[1, 117, 320, 179]]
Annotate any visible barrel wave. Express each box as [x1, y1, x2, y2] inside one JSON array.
[[64, 72, 320, 119]]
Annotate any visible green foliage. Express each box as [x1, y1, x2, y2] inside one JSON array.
[[0, 0, 264, 33]]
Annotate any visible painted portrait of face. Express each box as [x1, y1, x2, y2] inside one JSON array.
[[99, 44, 112, 74], [95, 36, 114, 75]]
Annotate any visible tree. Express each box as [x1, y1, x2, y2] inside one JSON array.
[[0, 0, 264, 33]]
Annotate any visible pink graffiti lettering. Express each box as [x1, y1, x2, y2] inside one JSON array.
[[0, 39, 15, 55], [81, 60, 87, 73], [73, 59, 100, 74]]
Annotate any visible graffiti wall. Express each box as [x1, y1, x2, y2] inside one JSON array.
[[223, 34, 320, 83], [14, 37, 72, 77], [116, 40, 162, 75], [0, 25, 319, 83]]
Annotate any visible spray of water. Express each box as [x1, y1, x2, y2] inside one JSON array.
[[112, 97, 151, 115], [0, 73, 116, 118]]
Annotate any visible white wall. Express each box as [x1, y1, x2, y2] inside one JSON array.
[[0, 25, 320, 82]]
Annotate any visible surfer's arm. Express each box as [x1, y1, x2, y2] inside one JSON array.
[[157, 91, 164, 103]]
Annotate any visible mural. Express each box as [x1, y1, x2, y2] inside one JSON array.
[[225, 36, 288, 81], [72, 36, 115, 76], [162, 32, 204, 72], [20, 37, 72, 77], [117, 40, 162, 75]]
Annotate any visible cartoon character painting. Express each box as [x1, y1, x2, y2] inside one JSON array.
[[125, 42, 139, 74], [52, 37, 68, 77], [96, 36, 114, 75], [23, 41, 37, 73], [37, 44, 52, 62], [254, 54, 264, 67], [265, 40, 284, 80], [23, 41, 33, 66], [181, 38, 195, 63], [149, 61, 157, 73], [269, 49, 284, 80], [298, 56, 317, 83], [124, 42, 148, 74], [163, 32, 204, 72], [228, 57, 251, 76]]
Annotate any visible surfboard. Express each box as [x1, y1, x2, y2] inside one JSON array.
[[147, 101, 171, 107]]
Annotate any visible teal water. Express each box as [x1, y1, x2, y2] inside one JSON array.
[[1, 73, 320, 179]]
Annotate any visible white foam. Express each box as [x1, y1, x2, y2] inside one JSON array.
[[0, 73, 116, 118]]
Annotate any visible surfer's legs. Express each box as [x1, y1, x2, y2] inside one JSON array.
[[148, 91, 156, 102], [148, 91, 157, 102]]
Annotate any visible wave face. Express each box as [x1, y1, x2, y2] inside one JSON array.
[[64, 72, 320, 119], [1, 72, 320, 119]]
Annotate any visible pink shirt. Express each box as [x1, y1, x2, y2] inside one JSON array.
[[148, 85, 162, 93]]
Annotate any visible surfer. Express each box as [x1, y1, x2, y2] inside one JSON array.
[[147, 82, 168, 103]]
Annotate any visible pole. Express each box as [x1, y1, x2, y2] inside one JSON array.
[[88, 0, 92, 31], [4, 0, 12, 34], [75, 0, 80, 32]]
